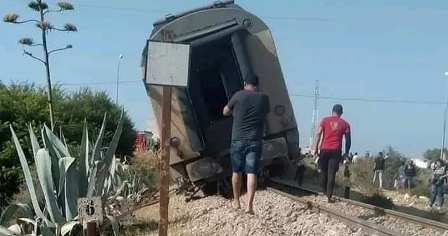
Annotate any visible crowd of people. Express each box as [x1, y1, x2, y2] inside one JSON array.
[[295, 119, 445, 212], [315, 148, 445, 211], [218, 74, 445, 215]]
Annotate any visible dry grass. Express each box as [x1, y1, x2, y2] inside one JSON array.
[[131, 151, 160, 190], [348, 158, 378, 195], [121, 193, 193, 236]]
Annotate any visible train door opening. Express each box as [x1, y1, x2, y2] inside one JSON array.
[[188, 35, 244, 154]]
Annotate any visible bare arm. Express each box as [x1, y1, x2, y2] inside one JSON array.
[[344, 132, 351, 155], [223, 105, 232, 116], [223, 92, 238, 116], [313, 126, 323, 155]]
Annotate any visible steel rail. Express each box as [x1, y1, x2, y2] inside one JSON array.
[[267, 186, 402, 236], [269, 178, 448, 233]]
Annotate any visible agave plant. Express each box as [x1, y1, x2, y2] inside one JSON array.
[[0, 113, 124, 236]]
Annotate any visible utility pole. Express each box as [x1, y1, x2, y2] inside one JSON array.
[[116, 54, 124, 104], [310, 80, 320, 149], [441, 72, 448, 161]]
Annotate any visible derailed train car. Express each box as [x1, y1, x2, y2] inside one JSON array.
[[141, 1, 299, 191]]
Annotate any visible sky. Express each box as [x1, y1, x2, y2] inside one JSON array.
[[1, 0, 447, 157]]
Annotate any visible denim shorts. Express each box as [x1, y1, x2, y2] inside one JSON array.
[[230, 140, 262, 174]]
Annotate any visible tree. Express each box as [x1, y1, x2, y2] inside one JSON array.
[[383, 146, 406, 188], [0, 83, 136, 210], [3, 0, 78, 130], [58, 88, 136, 156], [423, 148, 447, 162]]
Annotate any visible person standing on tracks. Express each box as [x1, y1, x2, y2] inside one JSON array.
[[428, 159, 447, 210], [373, 152, 386, 189], [295, 154, 306, 186], [343, 158, 351, 199], [313, 104, 351, 202], [223, 75, 270, 214], [404, 160, 417, 192]]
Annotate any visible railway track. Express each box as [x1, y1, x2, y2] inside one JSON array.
[[268, 178, 448, 236]]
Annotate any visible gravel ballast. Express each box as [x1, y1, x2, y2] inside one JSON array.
[[133, 190, 368, 235]]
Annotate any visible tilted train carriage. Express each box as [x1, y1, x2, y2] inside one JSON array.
[[141, 1, 299, 193]]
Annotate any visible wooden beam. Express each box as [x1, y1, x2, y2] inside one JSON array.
[[158, 86, 172, 236]]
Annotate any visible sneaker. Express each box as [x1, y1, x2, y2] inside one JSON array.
[[426, 204, 432, 210], [436, 206, 442, 211]]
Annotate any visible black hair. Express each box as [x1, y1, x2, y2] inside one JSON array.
[[245, 74, 259, 86], [332, 104, 343, 115]]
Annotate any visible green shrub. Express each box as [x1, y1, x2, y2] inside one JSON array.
[[383, 147, 406, 189], [410, 168, 431, 197], [350, 158, 378, 195], [0, 82, 136, 210]]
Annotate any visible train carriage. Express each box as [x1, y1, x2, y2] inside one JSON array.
[[141, 0, 299, 193]]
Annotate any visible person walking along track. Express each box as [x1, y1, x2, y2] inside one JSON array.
[[314, 104, 351, 202]]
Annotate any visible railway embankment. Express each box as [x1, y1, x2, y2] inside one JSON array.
[[128, 190, 369, 235]]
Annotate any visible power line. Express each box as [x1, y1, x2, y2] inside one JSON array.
[[58, 80, 141, 86], [291, 93, 446, 105], [5, 78, 445, 106], [75, 3, 165, 14]]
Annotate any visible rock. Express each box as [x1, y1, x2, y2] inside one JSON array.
[[352, 228, 364, 236], [325, 229, 338, 236]]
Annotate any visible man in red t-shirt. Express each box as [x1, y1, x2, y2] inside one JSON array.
[[314, 104, 351, 202]]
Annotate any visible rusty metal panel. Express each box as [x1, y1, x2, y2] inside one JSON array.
[[146, 41, 190, 87]]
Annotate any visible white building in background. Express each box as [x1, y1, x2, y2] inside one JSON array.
[[144, 118, 159, 139], [411, 158, 429, 169]]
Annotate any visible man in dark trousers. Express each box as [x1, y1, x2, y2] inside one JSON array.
[[373, 152, 386, 189], [314, 104, 351, 202], [404, 160, 417, 192], [223, 75, 270, 214]]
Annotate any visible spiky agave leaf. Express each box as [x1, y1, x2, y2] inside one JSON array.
[[57, 157, 74, 199], [0, 203, 33, 226], [41, 126, 62, 192], [91, 114, 107, 163], [87, 114, 107, 197], [35, 149, 65, 224], [0, 225, 16, 235], [61, 221, 80, 236], [63, 23, 77, 32], [28, 124, 41, 158], [62, 159, 80, 221], [57, 1, 74, 11], [110, 180, 129, 200], [59, 127, 69, 149], [105, 215, 119, 236], [9, 126, 50, 226], [94, 113, 124, 196], [40, 225, 56, 236], [78, 120, 89, 197], [3, 13, 19, 23]]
